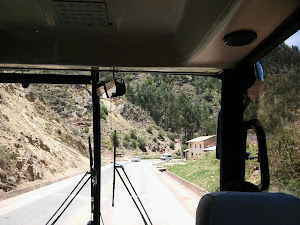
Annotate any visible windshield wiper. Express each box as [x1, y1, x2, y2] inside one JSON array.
[[46, 137, 103, 225], [112, 130, 153, 225]]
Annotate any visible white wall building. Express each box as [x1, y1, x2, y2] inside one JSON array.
[[185, 135, 216, 159]]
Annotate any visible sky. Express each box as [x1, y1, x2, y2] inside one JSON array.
[[284, 30, 300, 48]]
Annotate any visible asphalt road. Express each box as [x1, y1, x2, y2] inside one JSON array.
[[0, 160, 196, 225]]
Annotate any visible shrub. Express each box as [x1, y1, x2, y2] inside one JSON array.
[[100, 106, 108, 120], [122, 139, 129, 149], [84, 126, 89, 133], [124, 74, 134, 82], [130, 129, 137, 139], [203, 91, 213, 102], [137, 137, 147, 152], [133, 111, 138, 120], [123, 134, 131, 142], [146, 126, 153, 134], [101, 106, 108, 115], [268, 128, 300, 197], [102, 138, 112, 151], [158, 130, 164, 140], [170, 141, 175, 150], [0, 146, 18, 167], [131, 139, 137, 149]]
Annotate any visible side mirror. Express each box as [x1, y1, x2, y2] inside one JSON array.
[[247, 62, 264, 100], [96, 78, 126, 99], [254, 61, 264, 81]]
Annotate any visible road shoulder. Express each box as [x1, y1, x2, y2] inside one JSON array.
[[151, 164, 207, 218]]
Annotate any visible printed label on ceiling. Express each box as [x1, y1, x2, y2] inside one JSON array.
[[54, 1, 108, 26]]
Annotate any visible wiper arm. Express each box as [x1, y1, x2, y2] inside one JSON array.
[[112, 130, 153, 225], [47, 175, 91, 225], [46, 137, 104, 225]]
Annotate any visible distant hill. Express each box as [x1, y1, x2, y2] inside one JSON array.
[[124, 74, 221, 142]]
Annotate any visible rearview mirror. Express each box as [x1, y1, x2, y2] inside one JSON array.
[[96, 78, 126, 99]]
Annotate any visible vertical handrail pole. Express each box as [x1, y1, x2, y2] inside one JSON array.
[[220, 69, 245, 191], [92, 68, 101, 224]]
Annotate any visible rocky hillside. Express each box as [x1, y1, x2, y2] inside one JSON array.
[[101, 99, 181, 156], [0, 81, 178, 193], [0, 83, 90, 192]]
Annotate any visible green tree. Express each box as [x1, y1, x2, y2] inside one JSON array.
[[167, 132, 178, 141], [125, 73, 221, 139], [125, 83, 136, 103]]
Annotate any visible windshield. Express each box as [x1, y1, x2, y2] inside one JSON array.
[[0, 72, 221, 224]]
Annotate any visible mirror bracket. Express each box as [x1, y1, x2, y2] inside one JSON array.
[[96, 78, 126, 99]]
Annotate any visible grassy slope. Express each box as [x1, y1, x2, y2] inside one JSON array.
[[167, 152, 220, 192], [168, 143, 300, 197]]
